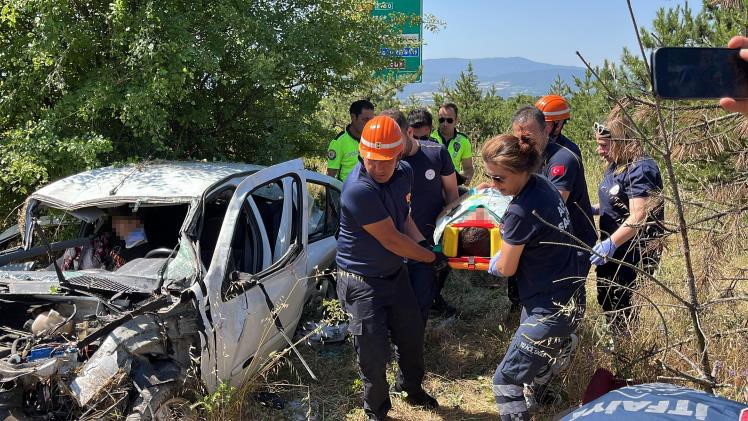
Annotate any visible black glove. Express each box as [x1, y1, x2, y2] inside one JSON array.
[[431, 250, 449, 272]]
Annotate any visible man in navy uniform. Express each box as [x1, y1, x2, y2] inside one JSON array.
[[381, 108, 458, 322], [336, 115, 445, 420]]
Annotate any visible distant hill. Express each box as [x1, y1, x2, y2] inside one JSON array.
[[398, 57, 585, 102]]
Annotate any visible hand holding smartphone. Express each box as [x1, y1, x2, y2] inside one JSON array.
[[652, 46, 748, 99], [719, 36, 748, 115]]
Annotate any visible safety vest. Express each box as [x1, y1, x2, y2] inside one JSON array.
[[326, 126, 360, 181], [431, 130, 472, 172]]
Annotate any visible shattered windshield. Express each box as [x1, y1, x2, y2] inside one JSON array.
[[0, 203, 194, 285]]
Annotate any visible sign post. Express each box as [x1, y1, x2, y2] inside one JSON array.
[[372, 0, 422, 83]]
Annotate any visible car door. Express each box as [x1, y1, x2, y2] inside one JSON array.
[[197, 159, 309, 391], [302, 171, 342, 298]]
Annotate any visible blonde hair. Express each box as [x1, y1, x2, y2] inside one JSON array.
[[606, 105, 644, 170]]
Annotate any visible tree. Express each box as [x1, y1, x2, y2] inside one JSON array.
[[0, 0, 402, 221]]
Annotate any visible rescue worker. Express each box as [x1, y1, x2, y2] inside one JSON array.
[[336, 115, 443, 420], [511, 106, 596, 283], [590, 108, 665, 332], [482, 134, 585, 421], [535, 94, 582, 158], [508, 106, 594, 409], [326, 99, 375, 181], [431, 102, 475, 186], [381, 108, 459, 322]]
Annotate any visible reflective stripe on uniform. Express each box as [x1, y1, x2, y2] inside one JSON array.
[[492, 384, 523, 398]]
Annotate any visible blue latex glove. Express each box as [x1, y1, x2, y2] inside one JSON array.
[[590, 238, 617, 265], [488, 251, 504, 277]]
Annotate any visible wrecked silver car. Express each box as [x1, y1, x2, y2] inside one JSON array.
[[0, 160, 341, 419]]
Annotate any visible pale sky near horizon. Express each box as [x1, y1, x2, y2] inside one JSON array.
[[422, 0, 701, 67]]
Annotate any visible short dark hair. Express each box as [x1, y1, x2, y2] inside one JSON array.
[[440, 102, 459, 116], [379, 108, 408, 132], [350, 99, 375, 117], [407, 108, 433, 129], [108, 205, 140, 218], [512, 106, 546, 130]]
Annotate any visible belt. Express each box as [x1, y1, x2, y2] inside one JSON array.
[[338, 265, 403, 281]]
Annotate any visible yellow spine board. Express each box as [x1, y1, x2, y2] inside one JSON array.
[[442, 226, 460, 257], [490, 227, 502, 257]]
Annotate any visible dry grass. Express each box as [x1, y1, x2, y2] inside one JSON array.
[[201, 151, 748, 420]]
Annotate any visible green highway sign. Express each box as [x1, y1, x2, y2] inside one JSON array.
[[372, 0, 422, 83]]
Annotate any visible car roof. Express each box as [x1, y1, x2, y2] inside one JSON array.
[[31, 161, 263, 210]]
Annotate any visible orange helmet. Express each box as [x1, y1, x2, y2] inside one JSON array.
[[359, 115, 403, 160], [535, 94, 570, 122]]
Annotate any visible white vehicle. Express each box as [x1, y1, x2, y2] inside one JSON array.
[[0, 159, 341, 419]]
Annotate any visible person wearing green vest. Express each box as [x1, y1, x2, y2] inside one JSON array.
[[326, 99, 375, 181], [431, 102, 475, 186]]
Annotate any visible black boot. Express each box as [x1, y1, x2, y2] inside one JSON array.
[[403, 389, 439, 409]]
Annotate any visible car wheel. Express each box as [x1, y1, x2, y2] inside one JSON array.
[[317, 268, 337, 300], [125, 383, 197, 421]]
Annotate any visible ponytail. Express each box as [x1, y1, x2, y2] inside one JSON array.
[[481, 134, 541, 174]]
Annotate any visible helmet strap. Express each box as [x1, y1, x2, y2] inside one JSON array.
[[549, 121, 560, 141]]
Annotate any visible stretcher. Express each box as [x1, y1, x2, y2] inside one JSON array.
[[433, 188, 512, 271]]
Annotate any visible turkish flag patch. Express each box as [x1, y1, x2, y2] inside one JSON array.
[[551, 165, 566, 177]]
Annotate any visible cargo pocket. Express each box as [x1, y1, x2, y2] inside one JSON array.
[[499, 341, 550, 385], [346, 296, 376, 337], [347, 317, 362, 336]]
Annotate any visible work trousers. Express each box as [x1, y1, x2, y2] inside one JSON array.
[[406, 260, 436, 325], [492, 298, 584, 421], [595, 241, 661, 330], [337, 267, 426, 419]]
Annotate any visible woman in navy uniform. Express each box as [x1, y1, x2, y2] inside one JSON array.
[[590, 109, 664, 331], [482, 134, 585, 421]]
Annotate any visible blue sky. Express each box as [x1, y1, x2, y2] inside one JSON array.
[[422, 0, 699, 67]]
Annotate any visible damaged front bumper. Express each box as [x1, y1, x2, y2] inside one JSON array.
[[0, 293, 199, 420]]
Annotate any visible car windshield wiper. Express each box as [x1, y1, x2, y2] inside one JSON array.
[[32, 218, 68, 287]]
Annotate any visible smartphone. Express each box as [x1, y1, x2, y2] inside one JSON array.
[[651, 47, 748, 99]]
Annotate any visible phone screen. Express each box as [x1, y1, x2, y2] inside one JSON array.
[[652, 47, 748, 99]]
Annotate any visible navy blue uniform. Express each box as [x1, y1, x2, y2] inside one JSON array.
[[596, 157, 664, 326], [542, 142, 596, 285], [336, 161, 427, 420], [507, 142, 594, 308], [336, 162, 413, 277], [406, 142, 455, 240], [542, 142, 596, 249], [402, 142, 455, 323], [554, 133, 582, 159], [492, 175, 585, 421]]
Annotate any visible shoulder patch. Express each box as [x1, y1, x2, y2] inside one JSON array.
[[453, 141, 461, 152], [327, 150, 337, 160], [551, 164, 565, 177]]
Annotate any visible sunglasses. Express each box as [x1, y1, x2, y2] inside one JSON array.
[[413, 134, 431, 140], [438, 117, 455, 124], [485, 172, 505, 183], [594, 122, 611, 137]]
